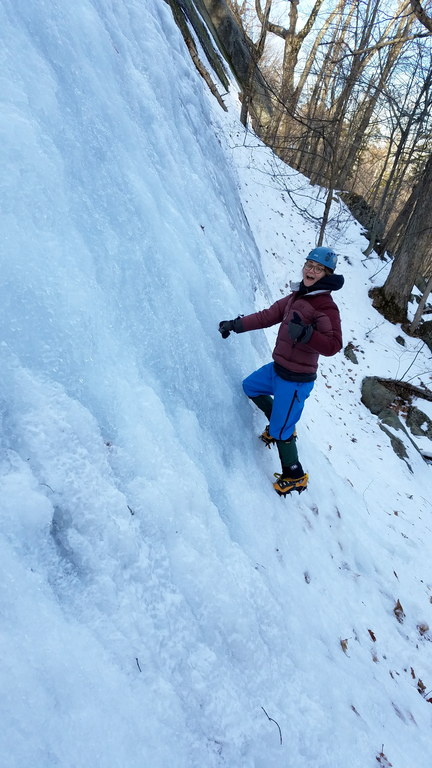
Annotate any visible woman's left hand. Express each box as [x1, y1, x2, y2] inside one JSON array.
[[288, 312, 313, 343]]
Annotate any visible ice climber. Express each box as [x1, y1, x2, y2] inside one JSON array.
[[218, 246, 344, 496]]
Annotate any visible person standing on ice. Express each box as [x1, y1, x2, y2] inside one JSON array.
[[219, 246, 344, 496]]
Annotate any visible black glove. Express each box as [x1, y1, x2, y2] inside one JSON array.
[[288, 312, 313, 343], [218, 317, 243, 338]]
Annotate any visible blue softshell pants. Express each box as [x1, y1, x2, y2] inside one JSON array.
[[242, 362, 314, 441]]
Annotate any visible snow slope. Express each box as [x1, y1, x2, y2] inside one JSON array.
[[0, 1, 431, 767]]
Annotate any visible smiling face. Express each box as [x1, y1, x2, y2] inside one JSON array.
[[302, 259, 326, 287]]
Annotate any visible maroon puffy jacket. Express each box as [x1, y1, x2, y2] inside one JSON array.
[[241, 285, 343, 376]]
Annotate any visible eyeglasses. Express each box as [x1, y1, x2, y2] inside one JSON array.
[[303, 261, 325, 274]]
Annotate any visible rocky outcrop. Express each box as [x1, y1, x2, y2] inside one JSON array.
[[344, 342, 359, 364], [406, 406, 432, 439], [416, 319, 432, 353], [339, 191, 385, 244], [361, 376, 432, 467]]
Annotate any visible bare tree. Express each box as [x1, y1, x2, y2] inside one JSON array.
[[410, 274, 432, 331], [282, 1, 416, 186], [410, 0, 432, 32], [363, 51, 432, 255], [240, 0, 272, 126], [254, 0, 326, 142], [372, 153, 432, 322], [195, 0, 432, 257], [372, 50, 432, 323], [336, 8, 414, 189]]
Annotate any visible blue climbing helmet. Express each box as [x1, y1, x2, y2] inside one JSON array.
[[307, 246, 338, 271]]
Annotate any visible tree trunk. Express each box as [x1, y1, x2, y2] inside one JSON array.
[[336, 11, 412, 189], [261, 0, 325, 144], [378, 154, 432, 320], [290, 0, 346, 113], [410, 273, 432, 332], [410, 0, 432, 32], [240, 0, 272, 126], [380, 182, 419, 256]]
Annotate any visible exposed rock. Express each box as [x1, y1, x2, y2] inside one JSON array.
[[361, 376, 431, 466], [417, 319, 432, 353], [344, 342, 359, 364], [369, 285, 408, 325], [361, 377, 394, 415], [406, 406, 432, 439], [373, 377, 432, 403], [378, 409, 411, 470], [339, 191, 384, 242]]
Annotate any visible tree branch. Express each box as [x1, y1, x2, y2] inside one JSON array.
[[410, 0, 432, 32], [261, 706, 283, 745], [255, 0, 287, 37], [298, 0, 325, 43], [334, 30, 431, 60]]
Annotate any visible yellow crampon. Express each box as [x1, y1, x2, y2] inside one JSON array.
[[273, 472, 308, 496]]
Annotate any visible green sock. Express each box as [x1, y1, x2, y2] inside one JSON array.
[[250, 395, 273, 420], [276, 436, 299, 467]]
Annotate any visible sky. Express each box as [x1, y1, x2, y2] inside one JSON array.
[[1, 1, 432, 767]]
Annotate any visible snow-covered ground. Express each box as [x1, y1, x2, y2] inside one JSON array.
[[1, 2, 431, 767]]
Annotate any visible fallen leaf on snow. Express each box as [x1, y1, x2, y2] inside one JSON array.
[[340, 638, 349, 654], [393, 599, 405, 623]]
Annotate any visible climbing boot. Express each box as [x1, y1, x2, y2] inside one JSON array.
[[259, 425, 276, 448], [273, 472, 308, 496]]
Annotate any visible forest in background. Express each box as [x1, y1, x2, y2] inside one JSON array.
[[168, 0, 432, 340]]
